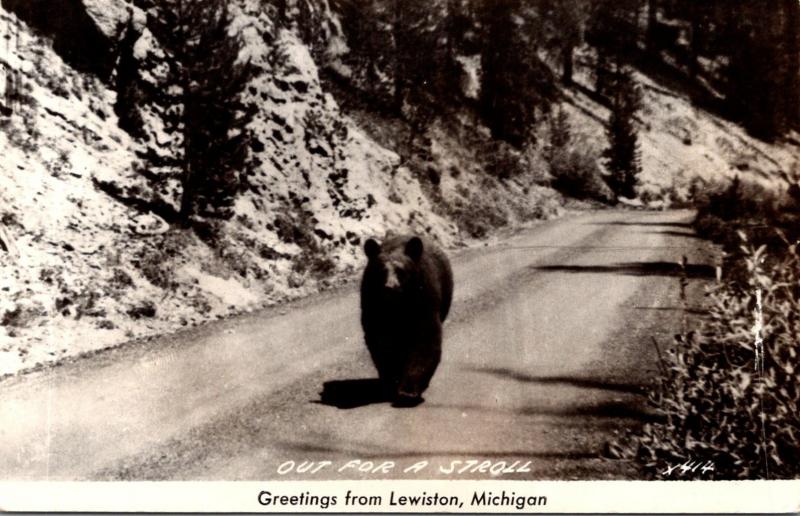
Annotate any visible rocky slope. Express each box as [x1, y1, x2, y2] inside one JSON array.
[[0, 0, 559, 377], [1, 0, 797, 378]]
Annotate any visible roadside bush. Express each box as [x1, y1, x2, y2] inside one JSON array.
[[637, 238, 800, 479], [135, 238, 180, 291], [696, 176, 784, 226], [127, 300, 157, 319], [1, 300, 46, 328], [451, 183, 509, 239], [549, 144, 612, 202], [633, 175, 800, 479], [484, 140, 529, 180], [545, 108, 612, 202], [292, 249, 336, 280], [694, 176, 799, 283]]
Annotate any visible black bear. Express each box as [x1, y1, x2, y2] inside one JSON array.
[[360, 234, 453, 406]]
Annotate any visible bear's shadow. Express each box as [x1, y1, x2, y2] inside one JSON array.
[[317, 379, 390, 409], [318, 379, 425, 409]]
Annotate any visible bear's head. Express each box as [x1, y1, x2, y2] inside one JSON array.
[[364, 236, 424, 295]]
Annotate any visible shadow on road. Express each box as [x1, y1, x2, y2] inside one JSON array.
[[470, 367, 647, 395], [317, 379, 391, 409], [648, 230, 705, 240], [441, 401, 664, 423], [531, 261, 715, 279], [588, 221, 694, 228], [279, 441, 598, 461], [543, 400, 664, 422], [633, 305, 707, 315]]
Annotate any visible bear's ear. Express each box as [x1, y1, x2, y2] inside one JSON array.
[[405, 236, 423, 262], [364, 238, 381, 259]]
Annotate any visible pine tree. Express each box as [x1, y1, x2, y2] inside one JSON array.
[[547, 105, 571, 162], [785, 0, 800, 130], [587, 0, 642, 98], [114, 15, 146, 138], [726, 16, 781, 140], [391, 0, 452, 119], [147, 0, 254, 223], [645, 0, 658, 56], [541, 0, 589, 85], [478, 0, 557, 146], [604, 66, 642, 200], [332, 0, 468, 117]]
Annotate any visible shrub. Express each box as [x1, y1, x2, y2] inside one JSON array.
[[451, 183, 509, 238], [694, 176, 799, 283], [697, 176, 783, 225], [484, 140, 529, 180], [637, 238, 800, 479], [135, 238, 180, 290], [549, 144, 611, 201], [546, 108, 612, 201], [128, 300, 157, 319], [292, 249, 336, 280]]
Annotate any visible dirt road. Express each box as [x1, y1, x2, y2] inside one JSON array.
[[0, 209, 716, 480]]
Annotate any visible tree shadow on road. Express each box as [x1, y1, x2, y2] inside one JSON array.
[[317, 379, 391, 409], [647, 230, 705, 240], [470, 367, 647, 395], [531, 261, 715, 278], [588, 221, 694, 228], [279, 441, 598, 461], [466, 368, 663, 422], [544, 400, 664, 423], [633, 305, 707, 315]]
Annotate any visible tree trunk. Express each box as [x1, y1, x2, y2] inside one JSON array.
[[176, 0, 194, 226], [179, 84, 194, 225], [561, 44, 574, 84], [645, 0, 658, 54], [392, 0, 404, 116], [688, 18, 701, 79], [784, 0, 800, 129]]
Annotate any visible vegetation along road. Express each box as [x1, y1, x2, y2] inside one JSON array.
[[0, 209, 718, 480]]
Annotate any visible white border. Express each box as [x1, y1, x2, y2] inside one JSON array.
[[0, 480, 798, 513]]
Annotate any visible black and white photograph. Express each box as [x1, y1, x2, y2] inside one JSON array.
[[0, 0, 799, 512]]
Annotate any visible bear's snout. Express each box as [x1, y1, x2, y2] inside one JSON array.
[[382, 262, 408, 292], [384, 269, 401, 290]]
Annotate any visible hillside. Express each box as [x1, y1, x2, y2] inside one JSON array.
[[0, 0, 797, 378], [563, 49, 799, 203]]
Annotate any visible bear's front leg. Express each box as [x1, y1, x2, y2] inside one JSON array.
[[364, 330, 402, 395], [394, 317, 442, 406]]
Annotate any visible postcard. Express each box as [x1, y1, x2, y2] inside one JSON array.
[[0, 0, 798, 513]]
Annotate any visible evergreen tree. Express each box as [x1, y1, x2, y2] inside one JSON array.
[[147, 0, 254, 222], [723, 2, 800, 141], [644, 0, 658, 55], [478, 0, 557, 146], [546, 105, 571, 162], [587, 0, 642, 98], [685, 0, 713, 78], [785, 0, 800, 130], [604, 66, 642, 200], [333, 0, 470, 117], [332, 0, 396, 110], [391, 0, 442, 115], [639, 1, 798, 139], [114, 15, 146, 139], [541, 0, 589, 85]]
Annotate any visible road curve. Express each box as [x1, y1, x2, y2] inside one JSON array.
[[0, 209, 716, 480]]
